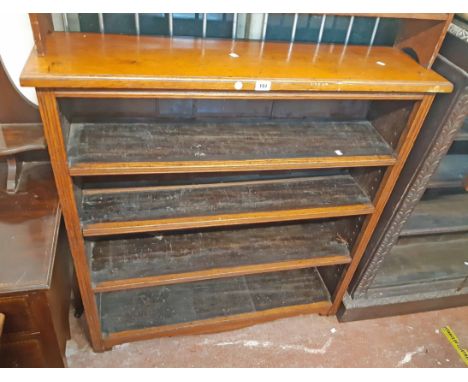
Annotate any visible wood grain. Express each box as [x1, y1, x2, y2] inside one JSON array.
[[67, 120, 395, 175], [80, 175, 373, 236], [90, 220, 352, 292], [20, 33, 452, 93], [36, 91, 104, 351], [0, 123, 45, 157], [98, 268, 330, 338], [329, 95, 436, 314]]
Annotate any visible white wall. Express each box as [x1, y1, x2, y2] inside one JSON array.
[[0, 13, 37, 105]]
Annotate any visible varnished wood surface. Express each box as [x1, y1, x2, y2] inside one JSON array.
[[90, 220, 351, 292], [0, 58, 40, 124], [329, 94, 436, 314], [427, 154, 468, 189], [104, 300, 331, 347], [0, 123, 45, 157], [37, 90, 104, 351], [0, 162, 60, 293], [20, 33, 452, 93], [80, 175, 373, 236], [0, 312, 4, 336], [401, 193, 468, 236], [68, 120, 395, 176], [98, 268, 330, 335]]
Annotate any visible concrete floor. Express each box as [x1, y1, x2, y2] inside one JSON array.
[[65, 305, 468, 367]]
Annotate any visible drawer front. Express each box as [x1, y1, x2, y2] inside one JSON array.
[[0, 296, 37, 334], [0, 338, 46, 367]]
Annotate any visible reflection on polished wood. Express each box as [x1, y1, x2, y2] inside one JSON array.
[[0, 162, 60, 292], [0, 123, 45, 157], [21, 33, 452, 93]]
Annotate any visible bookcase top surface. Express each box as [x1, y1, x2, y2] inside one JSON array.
[[21, 32, 452, 93]]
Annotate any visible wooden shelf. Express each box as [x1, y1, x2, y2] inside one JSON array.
[[89, 220, 352, 292], [67, 120, 395, 176], [20, 33, 452, 93], [427, 154, 468, 189], [372, 232, 468, 290], [98, 268, 331, 343], [401, 193, 468, 236], [80, 175, 373, 237]]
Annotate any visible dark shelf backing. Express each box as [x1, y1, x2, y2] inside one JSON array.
[[80, 174, 373, 236], [67, 120, 395, 175], [89, 219, 353, 291], [401, 193, 468, 236], [370, 232, 468, 295], [427, 154, 468, 189], [98, 268, 331, 336]]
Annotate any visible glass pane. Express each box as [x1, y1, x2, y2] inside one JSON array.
[[103, 13, 136, 35], [173, 13, 203, 37], [78, 13, 100, 33], [265, 14, 295, 41], [140, 13, 168, 36], [206, 13, 234, 39]]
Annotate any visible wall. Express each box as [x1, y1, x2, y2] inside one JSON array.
[[0, 13, 37, 105]]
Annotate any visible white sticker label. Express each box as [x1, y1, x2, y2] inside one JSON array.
[[255, 80, 272, 91]]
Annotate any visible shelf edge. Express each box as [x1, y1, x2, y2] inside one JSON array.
[[82, 203, 374, 237], [93, 254, 351, 293], [101, 300, 331, 348]]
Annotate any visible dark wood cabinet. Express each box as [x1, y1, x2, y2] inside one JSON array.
[[0, 57, 72, 367], [340, 17, 468, 321]]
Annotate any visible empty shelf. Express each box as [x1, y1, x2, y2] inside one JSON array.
[[371, 233, 468, 292], [98, 268, 331, 344], [90, 220, 352, 292], [401, 193, 468, 236], [80, 175, 373, 236], [67, 120, 396, 175], [427, 154, 468, 189]]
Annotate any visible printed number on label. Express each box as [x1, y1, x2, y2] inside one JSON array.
[[255, 80, 272, 91]]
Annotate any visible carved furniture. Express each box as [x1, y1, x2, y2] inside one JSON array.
[[21, 14, 452, 351], [339, 16, 468, 321]]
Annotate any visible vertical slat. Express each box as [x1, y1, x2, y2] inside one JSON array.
[[317, 14, 326, 44], [232, 13, 238, 39], [168, 13, 173, 37], [98, 13, 104, 33], [261, 13, 269, 41], [344, 16, 355, 46], [36, 90, 105, 352], [369, 17, 380, 47], [290, 13, 299, 42], [62, 13, 69, 32], [328, 95, 436, 315], [202, 13, 207, 38], [134, 13, 140, 35]]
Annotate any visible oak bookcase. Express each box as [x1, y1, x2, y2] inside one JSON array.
[[22, 14, 452, 351]]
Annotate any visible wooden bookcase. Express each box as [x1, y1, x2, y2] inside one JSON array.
[[21, 14, 452, 351]]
